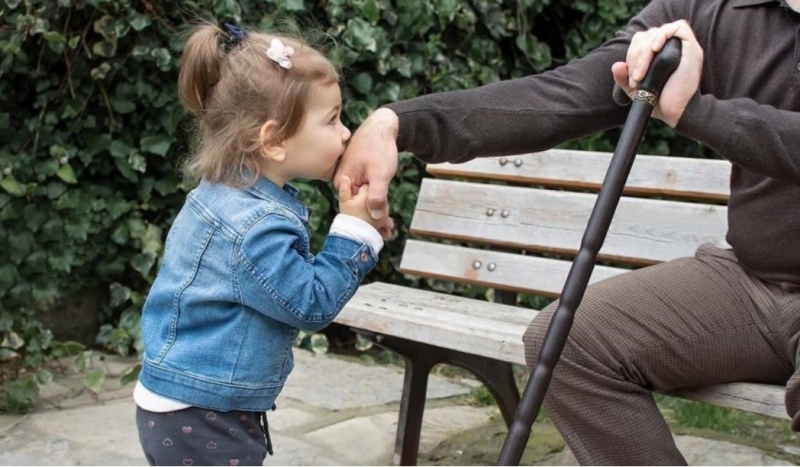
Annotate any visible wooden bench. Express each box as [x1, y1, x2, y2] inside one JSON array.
[[334, 148, 788, 465]]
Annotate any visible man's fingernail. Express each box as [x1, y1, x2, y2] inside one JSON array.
[[370, 209, 382, 219]]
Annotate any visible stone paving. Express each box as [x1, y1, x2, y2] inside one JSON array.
[[0, 350, 795, 466]]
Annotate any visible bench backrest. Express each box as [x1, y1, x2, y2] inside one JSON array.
[[401, 149, 731, 298]]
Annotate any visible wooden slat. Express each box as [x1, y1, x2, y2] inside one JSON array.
[[337, 282, 530, 365], [667, 384, 788, 420], [399, 240, 625, 297], [336, 283, 786, 419], [411, 179, 729, 266], [427, 149, 731, 202]]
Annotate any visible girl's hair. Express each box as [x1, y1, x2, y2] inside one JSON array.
[[178, 23, 339, 186]]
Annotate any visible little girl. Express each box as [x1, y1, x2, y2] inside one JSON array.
[[134, 22, 390, 466]]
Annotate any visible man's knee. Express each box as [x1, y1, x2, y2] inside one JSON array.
[[522, 301, 557, 371], [522, 291, 616, 372]]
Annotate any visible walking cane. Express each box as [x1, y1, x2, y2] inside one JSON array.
[[496, 37, 683, 466]]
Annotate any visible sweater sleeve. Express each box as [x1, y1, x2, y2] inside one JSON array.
[[386, 0, 682, 164], [676, 93, 800, 185]]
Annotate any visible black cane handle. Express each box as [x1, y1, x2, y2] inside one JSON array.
[[633, 37, 682, 106]]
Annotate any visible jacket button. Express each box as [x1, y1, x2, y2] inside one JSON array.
[[361, 252, 369, 262]]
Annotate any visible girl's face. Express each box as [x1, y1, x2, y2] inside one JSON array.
[[279, 83, 351, 183]]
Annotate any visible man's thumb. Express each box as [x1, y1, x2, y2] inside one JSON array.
[[367, 186, 388, 220], [338, 176, 352, 203]]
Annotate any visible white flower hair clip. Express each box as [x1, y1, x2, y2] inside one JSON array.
[[266, 38, 294, 69]]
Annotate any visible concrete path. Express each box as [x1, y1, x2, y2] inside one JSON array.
[[0, 350, 795, 465]]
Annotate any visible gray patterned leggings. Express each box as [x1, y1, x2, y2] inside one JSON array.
[[136, 405, 272, 466]]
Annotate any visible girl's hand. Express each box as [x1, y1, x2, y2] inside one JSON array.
[[338, 176, 394, 239]]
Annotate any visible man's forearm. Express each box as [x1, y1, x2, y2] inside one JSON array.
[[677, 94, 800, 185]]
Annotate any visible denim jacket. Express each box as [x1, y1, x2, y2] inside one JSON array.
[[138, 177, 378, 412]]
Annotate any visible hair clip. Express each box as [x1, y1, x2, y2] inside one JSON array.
[[222, 22, 247, 52], [266, 38, 294, 69]]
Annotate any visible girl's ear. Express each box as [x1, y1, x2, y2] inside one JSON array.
[[259, 120, 286, 162]]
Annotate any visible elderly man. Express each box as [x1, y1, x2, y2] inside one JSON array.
[[336, 0, 800, 464]]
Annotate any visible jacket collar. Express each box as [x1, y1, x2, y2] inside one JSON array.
[[246, 177, 310, 221]]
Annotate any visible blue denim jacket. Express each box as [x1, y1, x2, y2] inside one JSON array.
[[138, 177, 377, 412]]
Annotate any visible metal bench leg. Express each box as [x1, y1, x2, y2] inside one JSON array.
[[358, 333, 437, 466], [467, 360, 520, 427], [358, 332, 521, 465], [395, 351, 435, 466]]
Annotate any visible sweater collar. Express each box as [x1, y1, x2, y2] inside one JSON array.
[[731, 0, 782, 7]]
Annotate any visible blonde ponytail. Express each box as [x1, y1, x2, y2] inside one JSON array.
[[178, 24, 224, 116]]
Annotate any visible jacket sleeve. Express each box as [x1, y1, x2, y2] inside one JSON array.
[[237, 213, 377, 332], [385, 0, 681, 164]]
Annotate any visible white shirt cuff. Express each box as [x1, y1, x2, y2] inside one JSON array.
[[329, 214, 384, 254], [134, 381, 191, 412]]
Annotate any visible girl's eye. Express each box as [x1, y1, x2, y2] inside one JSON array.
[[329, 116, 338, 125]]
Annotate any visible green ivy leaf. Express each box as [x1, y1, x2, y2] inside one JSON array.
[[73, 352, 88, 372], [35, 159, 59, 177], [83, 368, 105, 393], [120, 363, 141, 386], [0, 348, 20, 362], [128, 152, 146, 173], [310, 333, 329, 355], [110, 97, 135, 114], [109, 282, 132, 308], [93, 15, 117, 41], [3, 376, 38, 408], [150, 48, 172, 70], [131, 252, 156, 277], [128, 13, 151, 31], [284, 0, 305, 11], [92, 40, 117, 58], [363, 0, 380, 24], [140, 135, 171, 157], [90, 62, 112, 80], [34, 369, 53, 386], [56, 164, 77, 184], [1, 331, 24, 350], [351, 72, 373, 95], [43, 31, 65, 53], [109, 140, 133, 158], [343, 18, 377, 52], [51, 341, 84, 358], [0, 175, 26, 197]]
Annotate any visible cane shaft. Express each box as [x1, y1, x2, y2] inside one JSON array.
[[497, 38, 681, 466]]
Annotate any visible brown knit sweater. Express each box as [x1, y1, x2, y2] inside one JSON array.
[[387, 0, 800, 285]]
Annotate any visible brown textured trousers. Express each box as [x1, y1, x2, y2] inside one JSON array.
[[523, 244, 800, 465]]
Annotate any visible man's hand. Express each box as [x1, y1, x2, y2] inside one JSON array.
[[338, 176, 395, 239], [611, 20, 704, 128], [334, 107, 399, 221]]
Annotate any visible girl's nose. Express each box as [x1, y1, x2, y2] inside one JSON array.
[[341, 125, 352, 142]]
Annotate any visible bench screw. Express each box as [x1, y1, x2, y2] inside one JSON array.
[[514, 158, 523, 167], [472, 261, 482, 270], [499, 158, 508, 166], [487, 263, 497, 272], [501, 210, 510, 218], [486, 208, 495, 216]]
